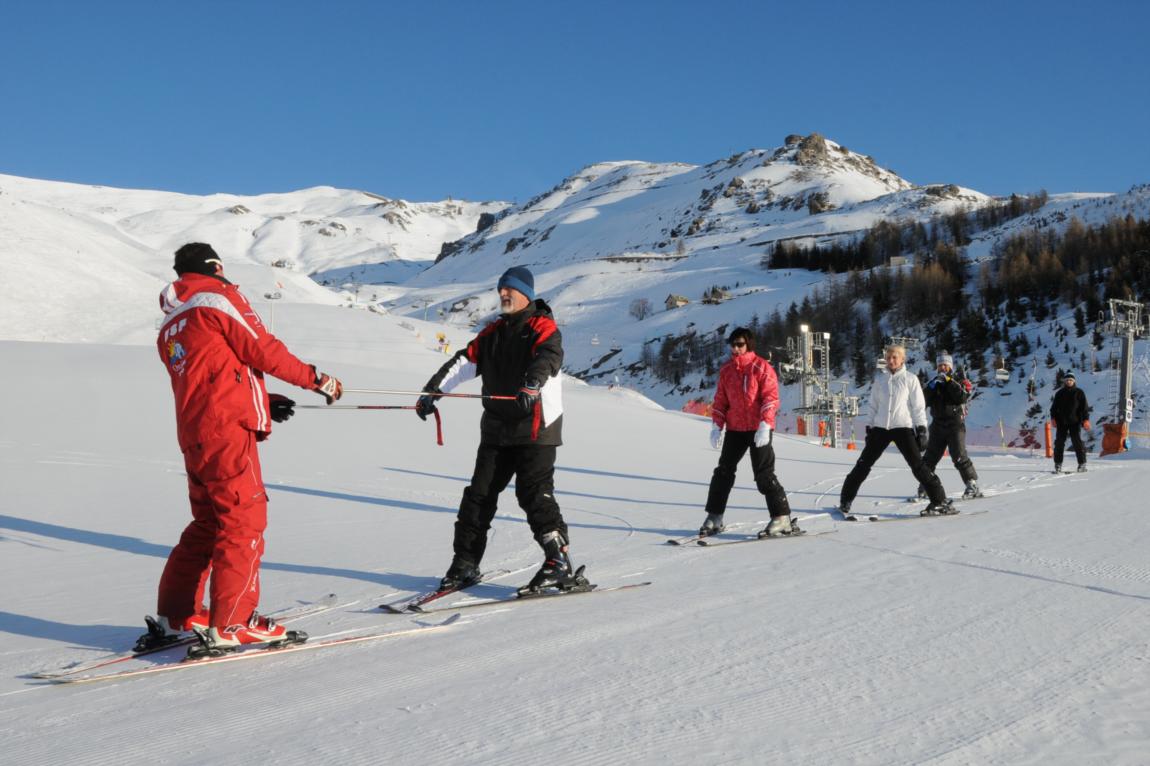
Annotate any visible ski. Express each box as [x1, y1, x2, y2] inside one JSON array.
[[414, 581, 652, 614], [667, 522, 758, 545], [865, 509, 989, 523], [667, 532, 708, 546], [46, 615, 462, 685], [697, 528, 836, 547], [29, 593, 341, 680], [380, 569, 511, 614]]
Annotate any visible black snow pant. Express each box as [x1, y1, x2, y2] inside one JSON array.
[[453, 443, 567, 566], [840, 426, 946, 506], [704, 430, 791, 518], [1053, 422, 1087, 467], [922, 421, 978, 485]]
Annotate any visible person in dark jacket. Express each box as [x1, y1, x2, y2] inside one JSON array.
[[416, 266, 584, 595], [1050, 371, 1090, 472], [915, 352, 982, 499]]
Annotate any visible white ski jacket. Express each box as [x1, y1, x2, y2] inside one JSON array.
[[868, 366, 928, 430]]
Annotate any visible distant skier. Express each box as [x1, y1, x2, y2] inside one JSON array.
[[699, 327, 792, 538], [415, 266, 583, 595], [839, 344, 952, 516], [147, 243, 343, 652], [914, 352, 982, 500], [1050, 370, 1091, 473]]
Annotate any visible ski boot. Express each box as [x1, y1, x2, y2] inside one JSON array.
[[1053, 463, 1062, 474], [1076, 464, 1088, 473], [438, 557, 482, 592], [920, 499, 958, 516], [758, 513, 795, 538], [188, 613, 305, 659], [699, 513, 725, 537], [915, 483, 928, 500], [838, 501, 854, 520], [962, 481, 983, 500], [134, 609, 209, 652], [517, 531, 590, 596]]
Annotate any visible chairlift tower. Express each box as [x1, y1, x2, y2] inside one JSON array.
[[1101, 299, 1149, 425], [781, 325, 859, 447]]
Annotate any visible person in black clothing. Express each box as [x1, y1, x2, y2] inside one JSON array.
[[415, 266, 584, 595], [916, 352, 982, 500], [1050, 370, 1091, 473]]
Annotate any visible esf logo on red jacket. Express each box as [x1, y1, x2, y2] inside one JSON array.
[[162, 318, 189, 375]]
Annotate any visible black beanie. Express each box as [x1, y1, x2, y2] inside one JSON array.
[[173, 243, 223, 276]]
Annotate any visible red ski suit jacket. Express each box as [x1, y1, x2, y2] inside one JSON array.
[[157, 273, 316, 452], [711, 352, 780, 432]]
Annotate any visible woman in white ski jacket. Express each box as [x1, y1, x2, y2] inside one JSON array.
[[838, 345, 952, 516]]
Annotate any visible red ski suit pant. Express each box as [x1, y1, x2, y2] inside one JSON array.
[[157, 429, 268, 629]]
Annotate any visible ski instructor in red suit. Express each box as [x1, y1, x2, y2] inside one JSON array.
[[146, 242, 343, 652]]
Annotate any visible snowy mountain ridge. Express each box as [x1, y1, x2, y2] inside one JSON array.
[[2, 136, 1148, 441]]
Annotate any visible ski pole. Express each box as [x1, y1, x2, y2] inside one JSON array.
[[295, 405, 444, 446], [296, 405, 416, 410], [341, 388, 516, 401]]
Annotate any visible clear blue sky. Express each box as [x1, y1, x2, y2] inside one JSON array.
[[2, 0, 1147, 202]]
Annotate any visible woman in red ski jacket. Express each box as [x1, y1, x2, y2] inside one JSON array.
[[146, 242, 343, 653], [699, 327, 792, 539]]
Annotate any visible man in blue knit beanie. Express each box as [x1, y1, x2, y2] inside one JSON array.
[[415, 263, 586, 596], [497, 266, 535, 305]]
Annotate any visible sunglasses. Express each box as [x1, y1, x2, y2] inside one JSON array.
[[730, 341, 747, 348]]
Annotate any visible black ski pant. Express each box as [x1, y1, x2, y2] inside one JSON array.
[[1053, 422, 1086, 467], [841, 426, 946, 506], [453, 443, 567, 566], [704, 430, 791, 518], [923, 421, 978, 484]]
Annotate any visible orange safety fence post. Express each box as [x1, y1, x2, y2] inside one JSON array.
[[1044, 421, 1053, 458], [797, 418, 807, 436]]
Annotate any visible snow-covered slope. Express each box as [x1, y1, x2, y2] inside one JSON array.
[[2, 303, 1149, 764], [0, 172, 505, 342]]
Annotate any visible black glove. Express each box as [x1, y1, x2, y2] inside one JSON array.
[[517, 379, 541, 415], [916, 426, 928, 452], [269, 394, 296, 423], [415, 388, 442, 421]]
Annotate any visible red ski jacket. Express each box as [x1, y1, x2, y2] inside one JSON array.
[[711, 352, 780, 432], [157, 273, 316, 452]]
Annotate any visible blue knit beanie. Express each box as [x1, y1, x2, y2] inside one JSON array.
[[497, 266, 535, 302]]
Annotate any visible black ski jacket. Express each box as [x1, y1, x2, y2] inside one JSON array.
[[1050, 385, 1089, 427], [923, 373, 970, 429], [425, 299, 564, 446]]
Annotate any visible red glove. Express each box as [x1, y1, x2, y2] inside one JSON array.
[[1082, 419, 1091, 430], [962, 379, 973, 394], [314, 372, 343, 404]]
